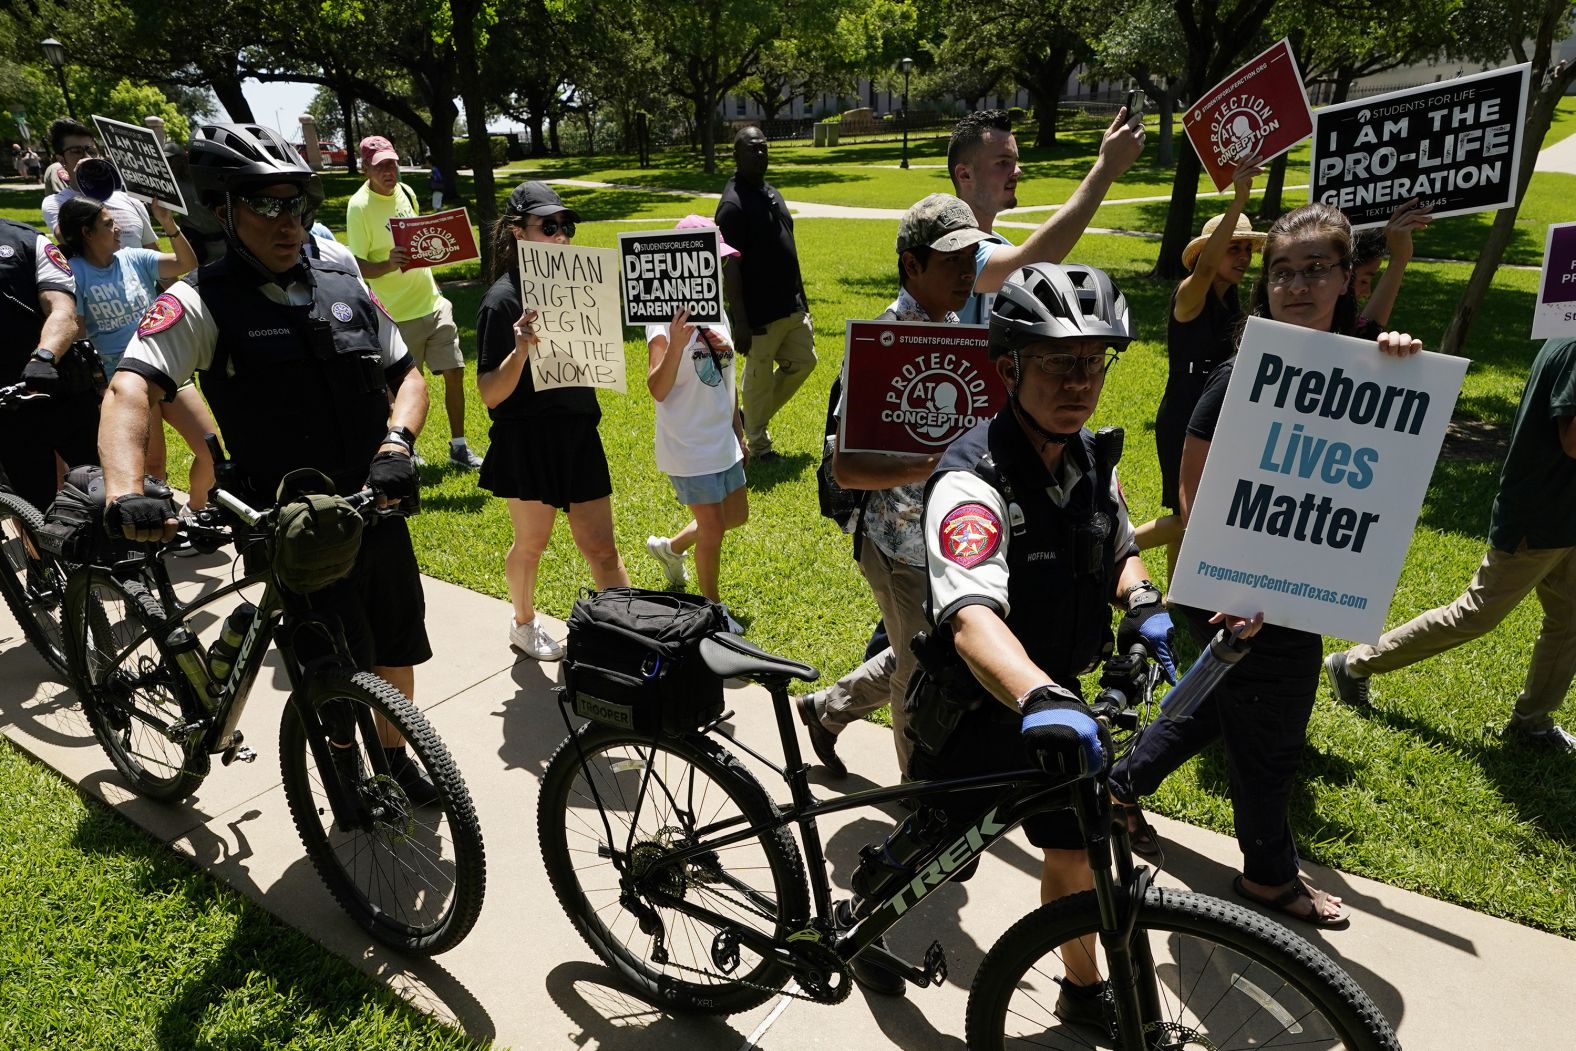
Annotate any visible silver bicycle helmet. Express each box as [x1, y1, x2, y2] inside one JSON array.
[[988, 262, 1135, 357]]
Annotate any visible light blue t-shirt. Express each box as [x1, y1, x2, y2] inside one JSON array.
[[74, 248, 162, 367], [958, 233, 1013, 326]]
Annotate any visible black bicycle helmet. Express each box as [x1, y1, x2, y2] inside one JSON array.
[[988, 262, 1135, 358], [189, 123, 324, 211]]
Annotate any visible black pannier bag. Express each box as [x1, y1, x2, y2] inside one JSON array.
[[37, 466, 173, 563], [565, 587, 732, 735]]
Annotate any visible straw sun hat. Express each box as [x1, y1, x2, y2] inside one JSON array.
[[1181, 213, 1267, 271]]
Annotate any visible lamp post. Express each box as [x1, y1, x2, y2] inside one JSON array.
[[40, 38, 75, 121], [898, 57, 914, 170]]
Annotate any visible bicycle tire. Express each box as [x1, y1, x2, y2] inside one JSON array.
[[966, 885, 1400, 1050], [0, 491, 71, 678], [65, 567, 211, 802], [538, 724, 810, 1014], [278, 671, 486, 955]]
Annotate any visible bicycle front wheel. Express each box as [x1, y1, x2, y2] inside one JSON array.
[[279, 671, 486, 955], [0, 491, 71, 678], [967, 886, 1399, 1051], [66, 567, 210, 801], [537, 724, 810, 1014]]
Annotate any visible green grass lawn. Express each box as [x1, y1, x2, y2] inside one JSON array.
[[5, 102, 1576, 1050]]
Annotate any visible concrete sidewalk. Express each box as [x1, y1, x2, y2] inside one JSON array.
[[3, 555, 1574, 1050]]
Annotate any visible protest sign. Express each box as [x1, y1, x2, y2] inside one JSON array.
[[1183, 39, 1314, 191], [518, 240, 627, 394], [91, 115, 185, 214], [1169, 317, 1467, 642], [839, 320, 1005, 455], [617, 228, 724, 327], [388, 207, 479, 269], [1532, 222, 1576, 339], [1310, 64, 1530, 229]]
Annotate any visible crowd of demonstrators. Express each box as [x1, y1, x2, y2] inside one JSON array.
[[53, 193, 218, 513], [475, 181, 629, 661], [41, 121, 159, 251], [1134, 155, 1265, 582], [714, 126, 815, 462], [643, 216, 749, 604], [347, 135, 481, 471]]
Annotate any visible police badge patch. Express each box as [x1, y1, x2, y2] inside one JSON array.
[[43, 242, 71, 276], [0, 245, 15, 259], [137, 292, 184, 336], [940, 502, 1002, 568], [330, 301, 353, 322]]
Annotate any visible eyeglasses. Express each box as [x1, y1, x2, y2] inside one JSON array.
[[1268, 261, 1343, 288], [530, 217, 576, 238], [237, 193, 314, 222], [62, 144, 97, 158], [1022, 351, 1119, 377]]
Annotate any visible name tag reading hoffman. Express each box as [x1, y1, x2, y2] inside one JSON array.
[[1170, 317, 1466, 642], [839, 321, 1006, 455]]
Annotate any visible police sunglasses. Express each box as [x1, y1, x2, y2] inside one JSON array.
[[237, 192, 315, 222]]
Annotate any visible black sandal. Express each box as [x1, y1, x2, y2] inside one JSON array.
[[1113, 797, 1165, 863]]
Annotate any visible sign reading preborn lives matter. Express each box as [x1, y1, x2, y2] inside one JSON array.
[[517, 240, 626, 394], [1311, 63, 1530, 229], [839, 320, 1006, 455], [617, 228, 724, 327], [1183, 39, 1314, 191], [1169, 317, 1467, 642], [91, 115, 186, 214], [388, 208, 479, 270], [1532, 222, 1576, 339]]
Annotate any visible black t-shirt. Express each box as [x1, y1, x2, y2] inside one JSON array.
[[1164, 284, 1240, 408], [476, 270, 599, 421], [714, 174, 806, 327], [1186, 358, 1233, 443]]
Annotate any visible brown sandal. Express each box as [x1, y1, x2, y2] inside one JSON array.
[[1113, 798, 1165, 863], [1232, 875, 1351, 929]]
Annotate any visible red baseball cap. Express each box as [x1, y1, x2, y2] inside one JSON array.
[[359, 135, 399, 169]]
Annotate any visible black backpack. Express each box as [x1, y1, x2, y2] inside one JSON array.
[[817, 374, 869, 535]]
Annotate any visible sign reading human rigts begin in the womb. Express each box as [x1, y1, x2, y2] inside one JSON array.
[[617, 228, 724, 327], [839, 320, 1006, 455], [1183, 39, 1314, 191], [517, 240, 626, 394], [1169, 317, 1467, 642], [1310, 63, 1530, 229]]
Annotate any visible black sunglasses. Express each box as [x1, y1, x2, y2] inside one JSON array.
[[237, 192, 314, 222], [526, 216, 575, 238]]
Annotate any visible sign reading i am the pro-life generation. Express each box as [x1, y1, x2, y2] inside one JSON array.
[[518, 240, 626, 394], [839, 320, 1006, 455], [617, 228, 724, 327], [387, 207, 479, 270], [1169, 317, 1467, 642], [92, 115, 186, 214], [1182, 39, 1314, 191], [1533, 222, 1576, 339], [1310, 63, 1530, 229]]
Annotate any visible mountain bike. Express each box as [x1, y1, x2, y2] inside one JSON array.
[[537, 629, 1400, 1049], [0, 381, 73, 678], [63, 444, 486, 955]]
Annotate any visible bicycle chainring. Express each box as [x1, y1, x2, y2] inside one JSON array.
[[786, 937, 851, 1005]]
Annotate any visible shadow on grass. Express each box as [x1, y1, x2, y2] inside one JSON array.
[[745, 451, 814, 492]]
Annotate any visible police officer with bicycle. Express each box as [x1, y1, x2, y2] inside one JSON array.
[[98, 123, 437, 799]]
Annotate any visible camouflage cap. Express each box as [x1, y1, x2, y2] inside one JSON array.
[[896, 193, 990, 255]]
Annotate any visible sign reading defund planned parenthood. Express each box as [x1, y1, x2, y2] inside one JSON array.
[[1169, 317, 1467, 642], [617, 228, 724, 327], [1310, 63, 1529, 229], [518, 240, 627, 394]]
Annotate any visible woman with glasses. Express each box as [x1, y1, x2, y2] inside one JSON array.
[[1110, 202, 1421, 929], [476, 181, 629, 660]]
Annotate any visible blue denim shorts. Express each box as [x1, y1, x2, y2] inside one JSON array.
[[669, 460, 746, 506]]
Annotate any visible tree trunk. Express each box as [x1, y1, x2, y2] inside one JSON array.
[[1332, 65, 1357, 106], [696, 96, 718, 174], [452, 4, 497, 273], [638, 112, 651, 168], [336, 87, 359, 176], [1156, 84, 1176, 168], [209, 71, 255, 123], [1258, 152, 1289, 221], [526, 104, 547, 158], [549, 112, 561, 155], [1156, 145, 1205, 278]]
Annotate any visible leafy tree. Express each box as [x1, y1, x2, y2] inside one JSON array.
[[1093, 0, 1186, 164], [944, 0, 1094, 146]]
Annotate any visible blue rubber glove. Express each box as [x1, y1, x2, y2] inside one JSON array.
[[1120, 603, 1177, 684], [1020, 684, 1104, 779]]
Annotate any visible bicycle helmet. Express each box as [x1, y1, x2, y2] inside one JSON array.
[[189, 123, 324, 276], [988, 262, 1134, 358]]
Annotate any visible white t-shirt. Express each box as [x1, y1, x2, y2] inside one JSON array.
[[42, 188, 157, 251], [643, 317, 742, 477]]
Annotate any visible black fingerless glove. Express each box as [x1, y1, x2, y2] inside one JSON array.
[[104, 493, 177, 539], [1019, 684, 1104, 779], [21, 355, 59, 395], [366, 450, 419, 501]]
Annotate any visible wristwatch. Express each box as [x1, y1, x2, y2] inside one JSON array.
[[384, 425, 416, 452], [1123, 579, 1163, 610], [30, 348, 56, 364]]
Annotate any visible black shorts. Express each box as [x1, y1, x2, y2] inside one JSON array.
[[0, 390, 99, 512], [284, 515, 431, 670], [479, 414, 612, 511], [908, 702, 1085, 851]]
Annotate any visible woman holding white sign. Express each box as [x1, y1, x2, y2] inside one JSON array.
[[1112, 202, 1420, 929], [476, 182, 630, 661]]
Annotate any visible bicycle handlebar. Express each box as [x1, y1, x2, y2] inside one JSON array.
[[0, 381, 48, 408]]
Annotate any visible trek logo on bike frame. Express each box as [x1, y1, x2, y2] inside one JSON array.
[[882, 806, 1006, 918]]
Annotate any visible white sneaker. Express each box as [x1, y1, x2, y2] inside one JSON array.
[[646, 535, 687, 590], [509, 617, 564, 661]]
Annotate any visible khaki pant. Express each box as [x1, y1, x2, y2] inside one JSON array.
[[1347, 542, 1576, 731], [740, 311, 815, 454], [812, 539, 927, 774]]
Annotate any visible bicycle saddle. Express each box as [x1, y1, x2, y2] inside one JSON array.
[[698, 632, 818, 684]]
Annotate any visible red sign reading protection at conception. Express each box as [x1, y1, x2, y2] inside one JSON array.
[[839, 320, 1005, 455], [1183, 39, 1313, 191], [388, 208, 480, 269]]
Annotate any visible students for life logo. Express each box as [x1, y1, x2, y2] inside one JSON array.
[[409, 227, 462, 265]]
